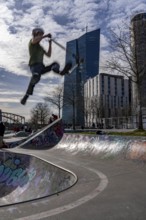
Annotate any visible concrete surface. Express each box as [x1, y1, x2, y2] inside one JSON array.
[[0, 133, 146, 220]]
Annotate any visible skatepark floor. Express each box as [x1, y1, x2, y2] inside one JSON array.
[[0, 139, 146, 220]]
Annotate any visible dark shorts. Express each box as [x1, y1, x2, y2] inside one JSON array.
[[30, 63, 47, 76]]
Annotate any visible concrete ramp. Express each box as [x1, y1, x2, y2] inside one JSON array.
[[17, 127, 146, 161], [55, 134, 146, 161], [18, 118, 64, 149], [0, 150, 77, 206]]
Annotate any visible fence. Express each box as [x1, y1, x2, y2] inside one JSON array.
[[86, 115, 146, 129]]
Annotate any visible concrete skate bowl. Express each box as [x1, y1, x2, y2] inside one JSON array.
[[0, 151, 77, 207], [55, 134, 146, 162]]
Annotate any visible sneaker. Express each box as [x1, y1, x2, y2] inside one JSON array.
[[20, 94, 29, 105], [60, 62, 72, 75]]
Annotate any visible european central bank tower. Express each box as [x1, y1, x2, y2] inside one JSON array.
[[62, 29, 100, 126]]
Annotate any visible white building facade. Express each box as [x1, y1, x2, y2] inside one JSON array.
[[84, 73, 131, 127]]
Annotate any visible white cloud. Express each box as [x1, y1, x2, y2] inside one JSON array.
[[100, 34, 109, 49], [0, 0, 146, 120]]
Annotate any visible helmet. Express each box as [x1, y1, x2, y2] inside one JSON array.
[[32, 28, 44, 36]]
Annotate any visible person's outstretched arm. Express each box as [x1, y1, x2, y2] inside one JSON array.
[[44, 39, 52, 57], [31, 33, 52, 44]]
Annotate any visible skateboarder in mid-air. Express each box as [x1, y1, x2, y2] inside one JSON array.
[[21, 28, 72, 105]]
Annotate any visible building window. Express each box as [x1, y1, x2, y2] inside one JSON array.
[[115, 78, 117, 95], [111, 96, 113, 108], [108, 76, 110, 95], [96, 77, 98, 95], [108, 108, 111, 117], [93, 78, 94, 96], [100, 96, 103, 105], [121, 96, 123, 107], [114, 96, 116, 107], [126, 97, 128, 105], [102, 75, 104, 94], [89, 81, 91, 97], [118, 96, 120, 107], [121, 79, 124, 96], [107, 95, 109, 107]]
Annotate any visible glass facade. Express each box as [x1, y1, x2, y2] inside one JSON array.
[[62, 29, 100, 126], [131, 13, 146, 110]]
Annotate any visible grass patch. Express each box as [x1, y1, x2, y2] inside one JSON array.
[[108, 129, 146, 136], [66, 129, 146, 136], [65, 131, 95, 135]]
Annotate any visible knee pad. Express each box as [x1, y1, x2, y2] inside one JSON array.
[[51, 62, 60, 73], [31, 74, 40, 85]]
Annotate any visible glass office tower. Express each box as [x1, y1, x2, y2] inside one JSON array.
[[131, 13, 146, 114], [62, 29, 100, 126]]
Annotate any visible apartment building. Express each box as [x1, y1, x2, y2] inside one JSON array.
[[84, 73, 131, 127]]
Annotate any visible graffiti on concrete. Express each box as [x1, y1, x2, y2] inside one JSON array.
[[20, 119, 64, 149], [0, 151, 76, 206], [31, 123, 63, 146], [0, 158, 36, 187]]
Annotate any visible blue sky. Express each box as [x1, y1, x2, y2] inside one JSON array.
[[0, 0, 146, 121]]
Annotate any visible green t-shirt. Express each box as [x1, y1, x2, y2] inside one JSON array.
[[28, 40, 45, 66]]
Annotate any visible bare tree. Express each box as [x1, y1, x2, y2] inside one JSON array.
[[44, 85, 64, 118], [30, 103, 50, 128], [104, 23, 145, 130], [89, 97, 106, 126], [84, 97, 91, 127]]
